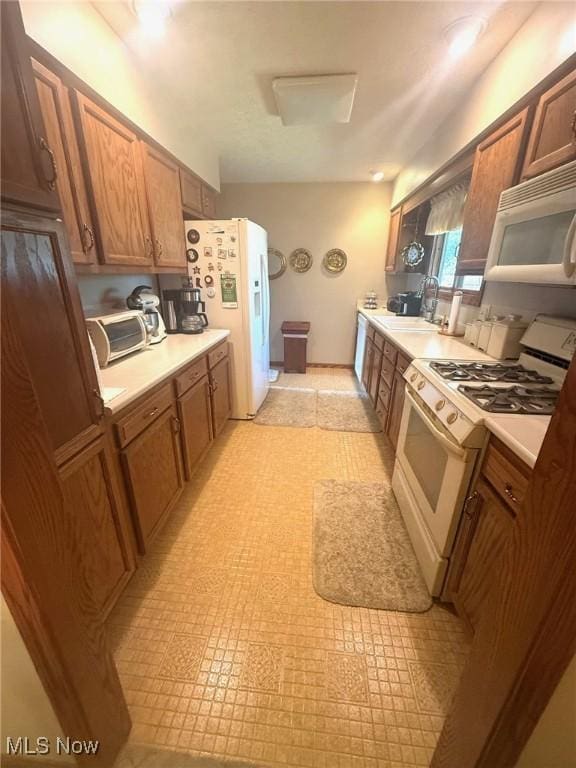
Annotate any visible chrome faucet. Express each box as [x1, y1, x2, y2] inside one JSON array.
[[419, 276, 440, 323]]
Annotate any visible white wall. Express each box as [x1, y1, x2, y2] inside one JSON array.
[[1, 597, 72, 763], [21, 1, 220, 189], [517, 655, 576, 768], [77, 274, 160, 318], [218, 183, 414, 364], [393, 3, 576, 206]]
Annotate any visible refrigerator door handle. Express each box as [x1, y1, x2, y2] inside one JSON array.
[[260, 252, 269, 346]]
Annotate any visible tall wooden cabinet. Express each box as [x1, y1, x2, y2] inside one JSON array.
[[385, 208, 402, 272], [456, 108, 531, 274], [73, 91, 153, 267], [32, 59, 97, 265], [142, 143, 187, 268], [0, 3, 60, 212], [522, 69, 576, 179]]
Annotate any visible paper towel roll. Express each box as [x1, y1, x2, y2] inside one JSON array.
[[447, 291, 463, 335]]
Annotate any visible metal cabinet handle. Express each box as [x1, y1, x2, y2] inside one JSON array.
[[504, 484, 519, 504], [463, 491, 479, 518], [172, 416, 181, 433], [145, 407, 159, 419], [39, 137, 58, 190], [155, 238, 163, 257], [571, 110, 576, 142], [145, 236, 154, 259], [82, 223, 95, 253]]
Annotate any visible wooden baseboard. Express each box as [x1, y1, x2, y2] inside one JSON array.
[[270, 362, 354, 370]]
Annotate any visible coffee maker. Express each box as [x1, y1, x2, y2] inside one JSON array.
[[162, 279, 209, 335]]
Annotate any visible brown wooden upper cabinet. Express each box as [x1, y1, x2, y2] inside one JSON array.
[[73, 91, 153, 267], [202, 184, 217, 219], [180, 168, 203, 216], [141, 144, 186, 268], [522, 68, 576, 180], [32, 60, 97, 265], [457, 107, 531, 274], [385, 207, 402, 272], [0, 3, 60, 212]]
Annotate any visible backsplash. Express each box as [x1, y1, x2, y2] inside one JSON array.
[[437, 282, 576, 328], [77, 274, 160, 317]]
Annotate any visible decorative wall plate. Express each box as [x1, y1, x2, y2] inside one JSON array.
[[323, 248, 347, 273], [289, 248, 313, 273], [268, 247, 287, 280], [401, 241, 425, 267]]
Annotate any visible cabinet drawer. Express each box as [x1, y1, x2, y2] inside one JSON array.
[[373, 331, 385, 351], [383, 340, 398, 365], [208, 341, 229, 369], [115, 383, 173, 448], [174, 356, 208, 397], [378, 378, 391, 410], [482, 439, 530, 514], [381, 355, 395, 387], [396, 352, 411, 374]]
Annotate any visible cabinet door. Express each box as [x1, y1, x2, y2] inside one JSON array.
[[178, 375, 213, 479], [522, 69, 576, 180], [386, 369, 406, 451], [32, 60, 97, 265], [446, 478, 515, 632], [369, 345, 383, 405], [142, 144, 186, 268], [361, 337, 373, 393], [210, 356, 231, 437], [385, 208, 402, 272], [59, 435, 135, 618], [457, 108, 531, 274], [201, 185, 217, 219], [180, 169, 203, 216], [1, 210, 103, 466], [0, 3, 60, 211], [121, 407, 184, 553], [73, 92, 153, 267]]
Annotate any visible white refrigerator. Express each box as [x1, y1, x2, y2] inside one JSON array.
[[184, 219, 270, 419]]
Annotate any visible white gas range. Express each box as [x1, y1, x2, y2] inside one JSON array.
[[392, 315, 575, 597]]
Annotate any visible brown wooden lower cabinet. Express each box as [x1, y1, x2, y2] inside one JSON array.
[[210, 355, 232, 437], [445, 438, 531, 633], [361, 337, 373, 393], [120, 405, 184, 553], [178, 374, 213, 479], [59, 434, 135, 617], [387, 369, 407, 450], [369, 343, 383, 404]]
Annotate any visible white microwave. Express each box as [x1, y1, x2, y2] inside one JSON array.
[[86, 310, 148, 367], [484, 159, 576, 286]]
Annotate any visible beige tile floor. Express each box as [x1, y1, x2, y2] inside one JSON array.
[[108, 369, 469, 768]]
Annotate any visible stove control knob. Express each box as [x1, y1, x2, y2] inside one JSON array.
[[435, 399, 446, 412], [447, 412, 458, 424], [417, 380, 425, 391], [410, 372, 418, 383]]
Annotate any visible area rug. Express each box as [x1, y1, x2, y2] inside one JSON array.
[[313, 480, 432, 612], [317, 390, 381, 433], [254, 387, 316, 427]]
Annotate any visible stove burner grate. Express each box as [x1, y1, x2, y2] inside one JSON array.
[[457, 385, 559, 415], [430, 361, 554, 384]]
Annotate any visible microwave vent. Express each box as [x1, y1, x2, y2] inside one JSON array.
[[498, 159, 576, 211]]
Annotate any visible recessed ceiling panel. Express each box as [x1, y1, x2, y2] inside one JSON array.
[[272, 74, 358, 126]]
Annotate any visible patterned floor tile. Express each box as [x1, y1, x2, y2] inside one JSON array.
[[108, 369, 470, 767]]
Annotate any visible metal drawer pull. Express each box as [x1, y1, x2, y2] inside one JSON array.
[[39, 137, 58, 190], [144, 407, 159, 419], [504, 484, 519, 504], [82, 223, 95, 252]]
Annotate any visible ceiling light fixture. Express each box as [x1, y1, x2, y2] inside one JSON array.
[[444, 17, 487, 60], [132, 0, 172, 38], [371, 170, 385, 183]]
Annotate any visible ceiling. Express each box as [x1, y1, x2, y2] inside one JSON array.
[[93, 1, 539, 184]]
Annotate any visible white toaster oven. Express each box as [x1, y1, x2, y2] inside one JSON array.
[[86, 310, 148, 368]]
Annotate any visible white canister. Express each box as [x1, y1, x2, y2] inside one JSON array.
[[465, 322, 480, 347], [487, 315, 528, 360], [477, 321, 493, 352]]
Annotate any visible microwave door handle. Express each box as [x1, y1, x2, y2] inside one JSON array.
[[562, 213, 576, 278], [405, 390, 466, 458]]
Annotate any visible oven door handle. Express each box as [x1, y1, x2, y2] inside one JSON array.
[[562, 212, 576, 278], [405, 390, 466, 458]]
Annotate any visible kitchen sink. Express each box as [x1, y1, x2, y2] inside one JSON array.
[[374, 317, 437, 331]]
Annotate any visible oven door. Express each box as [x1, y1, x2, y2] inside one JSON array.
[[396, 389, 478, 557]]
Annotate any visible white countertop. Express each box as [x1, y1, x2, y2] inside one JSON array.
[[357, 306, 547, 467], [99, 330, 230, 414]]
